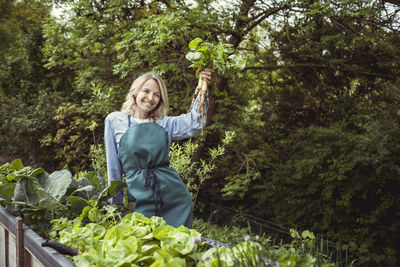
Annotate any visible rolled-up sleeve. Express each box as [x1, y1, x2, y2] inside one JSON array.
[[104, 114, 124, 205], [160, 93, 209, 141]]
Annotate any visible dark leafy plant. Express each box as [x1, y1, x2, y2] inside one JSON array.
[[0, 159, 125, 237]]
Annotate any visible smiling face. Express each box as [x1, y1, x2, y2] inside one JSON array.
[[133, 79, 161, 119], [122, 73, 169, 121]]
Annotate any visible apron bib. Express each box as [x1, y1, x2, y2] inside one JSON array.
[[118, 120, 193, 228]]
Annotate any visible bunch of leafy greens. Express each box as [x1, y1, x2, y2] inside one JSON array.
[[185, 38, 246, 78]]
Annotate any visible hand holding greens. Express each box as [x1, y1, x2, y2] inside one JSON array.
[[185, 38, 246, 119]]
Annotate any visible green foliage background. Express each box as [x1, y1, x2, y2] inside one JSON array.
[[1, 0, 400, 265]]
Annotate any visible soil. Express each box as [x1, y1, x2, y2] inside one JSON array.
[[0, 153, 13, 165], [0, 151, 38, 167]]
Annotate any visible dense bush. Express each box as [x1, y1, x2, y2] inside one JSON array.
[[249, 82, 400, 265], [39, 84, 117, 173], [0, 91, 65, 167]]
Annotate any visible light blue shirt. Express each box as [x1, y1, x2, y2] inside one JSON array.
[[104, 94, 208, 205]]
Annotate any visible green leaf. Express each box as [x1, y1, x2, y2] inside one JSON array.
[[104, 237, 141, 265], [97, 169, 107, 190], [96, 180, 126, 207], [13, 177, 38, 205], [0, 162, 11, 173], [71, 185, 96, 196], [11, 159, 24, 171], [151, 249, 186, 266], [36, 188, 66, 212], [73, 178, 97, 200], [68, 196, 90, 213], [185, 51, 202, 62], [37, 170, 73, 201], [199, 246, 235, 266], [188, 38, 203, 49], [0, 183, 16, 201], [301, 230, 315, 240], [88, 207, 104, 222], [235, 58, 246, 71], [84, 171, 102, 190], [6, 173, 16, 182], [80, 205, 93, 218], [154, 225, 200, 256], [30, 168, 45, 177], [103, 224, 136, 248], [86, 223, 107, 240]]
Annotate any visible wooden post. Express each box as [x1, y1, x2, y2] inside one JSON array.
[[16, 217, 24, 267], [4, 227, 9, 267]]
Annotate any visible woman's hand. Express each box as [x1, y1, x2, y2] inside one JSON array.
[[199, 69, 214, 85], [188, 69, 214, 113]]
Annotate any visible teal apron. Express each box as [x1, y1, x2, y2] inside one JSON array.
[[118, 119, 193, 228]]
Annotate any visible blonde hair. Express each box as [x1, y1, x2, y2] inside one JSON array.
[[121, 73, 169, 121]]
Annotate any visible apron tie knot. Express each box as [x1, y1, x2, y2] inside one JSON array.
[[143, 163, 164, 216]]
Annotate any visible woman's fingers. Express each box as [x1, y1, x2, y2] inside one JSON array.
[[200, 69, 214, 84]]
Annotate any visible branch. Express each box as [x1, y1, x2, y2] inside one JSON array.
[[383, 0, 400, 6], [229, 3, 289, 48], [329, 16, 358, 36], [349, 70, 395, 79], [243, 64, 328, 71], [158, 0, 171, 8], [243, 5, 289, 36], [243, 64, 395, 79], [229, 0, 256, 47]]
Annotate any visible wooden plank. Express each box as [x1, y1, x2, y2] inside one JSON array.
[[31, 255, 44, 267], [0, 224, 6, 266], [28, 251, 44, 267], [9, 232, 16, 267]]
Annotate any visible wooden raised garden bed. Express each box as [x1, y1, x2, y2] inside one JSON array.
[[0, 206, 74, 267]]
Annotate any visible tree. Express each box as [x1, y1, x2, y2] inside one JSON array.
[[0, 0, 64, 167], [225, 0, 400, 264]]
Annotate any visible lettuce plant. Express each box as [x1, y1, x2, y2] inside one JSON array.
[[53, 212, 205, 267]]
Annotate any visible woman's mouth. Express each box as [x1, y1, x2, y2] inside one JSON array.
[[143, 101, 154, 107]]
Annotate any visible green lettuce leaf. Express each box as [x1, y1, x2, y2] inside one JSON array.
[[37, 170, 73, 201]]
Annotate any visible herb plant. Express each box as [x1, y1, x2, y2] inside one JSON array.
[[169, 130, 236, 208]]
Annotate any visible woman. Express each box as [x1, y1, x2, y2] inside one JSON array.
[[104, 70, 213, 228]]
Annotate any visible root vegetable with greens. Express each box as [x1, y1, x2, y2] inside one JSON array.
[[185, 38, 246, 120]]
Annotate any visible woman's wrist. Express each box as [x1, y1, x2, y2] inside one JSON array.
[[129, 202, 135, 212]]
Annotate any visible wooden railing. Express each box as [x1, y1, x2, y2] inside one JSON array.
[[0, 206, 74, 267]]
